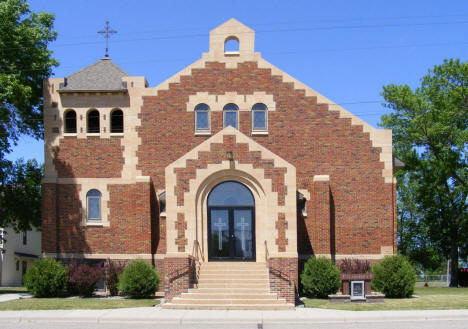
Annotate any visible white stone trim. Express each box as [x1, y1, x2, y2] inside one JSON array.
[[313, 175, 330, 182], [42, 253, 164, 260], [79, 181, 110, 227]]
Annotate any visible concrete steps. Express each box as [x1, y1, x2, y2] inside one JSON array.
[[162, 262, 294, 310]]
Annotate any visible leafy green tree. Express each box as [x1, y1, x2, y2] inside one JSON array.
[[0, 0, 57, 229], [0, 158, 42, 232], [380, 59, 467, 286]]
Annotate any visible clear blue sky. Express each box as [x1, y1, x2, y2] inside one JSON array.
[[8, 0, 468, 163]]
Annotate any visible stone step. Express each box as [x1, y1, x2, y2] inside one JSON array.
[[199, 272, 267, 278], [162, 303, 295, 310], [188, 288, 270, 294], [197, 278, 267, 284], [200, 263, 266, 269], [170, 298, 287, 305], [179, 292, 278, 299], [196, 282, 269, 289]]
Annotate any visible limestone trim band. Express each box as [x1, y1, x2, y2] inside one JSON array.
[[42, 253, 165, 260]]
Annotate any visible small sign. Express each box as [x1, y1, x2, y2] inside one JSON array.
[[351, 280, 365, 299]]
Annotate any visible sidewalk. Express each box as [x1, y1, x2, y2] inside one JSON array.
[[0, 307, 468, 324]]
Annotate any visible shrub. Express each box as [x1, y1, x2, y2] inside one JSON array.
[[339, 258, 370, 274], [371, 255, 416, 298], [300, 257, 340, 298], [67, 261, 105, 297], [23, 258, 68, 297], [106, 259, 125, 296], [118, 260, 160, 298]]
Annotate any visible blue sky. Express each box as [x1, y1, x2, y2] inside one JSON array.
[[8, 0, 468, 163]]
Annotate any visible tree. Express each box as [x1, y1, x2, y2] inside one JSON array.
[[0, 0, 57, 229], [380, 59, 467, 286], [0, 158, 42, 232]]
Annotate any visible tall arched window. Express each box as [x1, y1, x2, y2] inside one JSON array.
[[195, 103, 210, 132], [223, 103, 239, 129], [110, 109, 124, 133], [252, 103, 268, 131], [64, 110, 77, 133], [86, 189, 102, 220], [87, 110, 100, 133]]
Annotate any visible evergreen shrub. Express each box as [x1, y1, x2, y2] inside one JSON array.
[[23, 258, 68, 297], [118, 260, 160, 298], [300, 256, 340, 298], [371, 255, 416, 298]]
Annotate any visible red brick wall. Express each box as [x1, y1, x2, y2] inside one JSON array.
[[269, 257, 298, 304], [50, 182, 152, 254], [137, 61, 394, 255], [41, 183, 58, 253], [53, 136, 124, 178], [164, 256, 195, 300]]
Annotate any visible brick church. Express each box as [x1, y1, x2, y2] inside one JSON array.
[[41, 19, 397, 308]]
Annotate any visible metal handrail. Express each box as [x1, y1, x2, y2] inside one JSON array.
[[166, 240, 204, 284], [264, 240, 298, 293]]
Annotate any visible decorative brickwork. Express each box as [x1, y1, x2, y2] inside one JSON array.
[[164, 256, 195, 301], [173, 135, 287, 207], [275, 213, 288, 252], [268, 257, 298, 304], [53, 137, 124, 178], [138, 60, 395, 256], [175, 213, 187, 252]]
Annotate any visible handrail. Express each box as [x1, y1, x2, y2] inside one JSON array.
[[264, 240, 298, 296], [166, 240, 204, 284]]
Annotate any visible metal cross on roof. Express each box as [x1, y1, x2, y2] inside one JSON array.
[[97, 21, 117, 58]]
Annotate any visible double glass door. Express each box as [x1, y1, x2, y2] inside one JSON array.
[[208, 207, 255, 261]]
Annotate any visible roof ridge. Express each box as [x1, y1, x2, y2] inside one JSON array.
[[66, 58, 128, 78]]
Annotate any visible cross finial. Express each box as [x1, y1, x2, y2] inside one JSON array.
[[97, 21, 117, 58]]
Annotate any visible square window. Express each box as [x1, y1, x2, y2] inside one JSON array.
[[253, 111, 267, 130], [196, 111, 209, 131], [224, 111, 238, 129], [88, 198, 101, 220]]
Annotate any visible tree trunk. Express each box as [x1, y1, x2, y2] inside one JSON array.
[[449, 228, 459, 287]]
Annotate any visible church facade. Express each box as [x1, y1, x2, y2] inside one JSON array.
[[41, 19, 397, 305]]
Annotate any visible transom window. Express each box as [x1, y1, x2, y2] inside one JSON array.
[[86, 189, 102, 220], [223, 103, 239, 129], [208, 181, 254, 207], [195, 103, 210, 132], [87, 110, 100, 133], [64, 110, 77, 133], [252, 103, 267, 131]]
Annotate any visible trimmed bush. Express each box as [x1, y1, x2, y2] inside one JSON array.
[[68, 262, 105, 297], [301, 257, 340, 298], [106, 259, 125, 296], [371, 255, 416, 298], [23, 258, 68, 297], [118, 260, 160, 298]]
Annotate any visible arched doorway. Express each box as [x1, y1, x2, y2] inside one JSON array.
[[207, 181, 255, 261]]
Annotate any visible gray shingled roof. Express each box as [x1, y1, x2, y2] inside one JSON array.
[[59, 58, 128, 92]]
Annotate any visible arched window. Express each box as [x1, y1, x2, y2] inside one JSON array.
[[86, 189, 102, 220], [224, 36, 239, 55], [208, 181, 254, 207], [110, 109, 124, 133], [195, 103, 210, 132], [64, 110, 77, 133], [223, 103, 239, 129], [87, 110, 100, 133], [252, 103, 268, 131]]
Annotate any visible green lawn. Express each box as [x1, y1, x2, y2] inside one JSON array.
[[0, 287, 28, 294], [0, 297, 159, 310], [303, 287, 468, 311]]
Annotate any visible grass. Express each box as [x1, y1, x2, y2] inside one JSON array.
[[0, 287, 28, 294], [0, 297, 159, 311], [303, 287, 468, 311]]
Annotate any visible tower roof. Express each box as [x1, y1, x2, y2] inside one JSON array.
[[59, 58, 128, 92]]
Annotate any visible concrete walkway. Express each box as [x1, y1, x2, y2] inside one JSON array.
[[0, 307, 467, 324], [0, 293, 32, 303]]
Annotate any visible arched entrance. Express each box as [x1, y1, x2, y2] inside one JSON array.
[[207, 181, 255, 261]]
